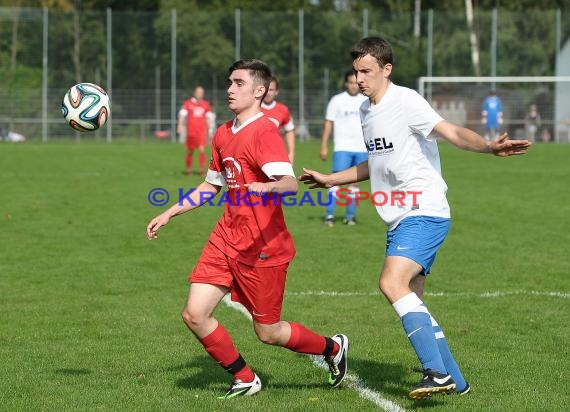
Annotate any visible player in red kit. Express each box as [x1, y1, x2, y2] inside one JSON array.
[[147, 59, 348, 399], [261, 76, 296, 163], [178, 85, 214, 176]]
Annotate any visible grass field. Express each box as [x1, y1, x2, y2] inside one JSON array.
[[1, 139, 569, 411]]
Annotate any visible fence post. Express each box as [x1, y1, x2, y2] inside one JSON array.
[[491, 8, 497, 89], [235, 8, 241, 61], [155, 52, 161, 133], [106, 7, 112, 142], [42, 7, 48, 142], [297, 9, 309, 141], [555, 8, 561, 143], [426, 9, 433, 101], [170, 8, 177, 143], [323, 67, 329, 107]]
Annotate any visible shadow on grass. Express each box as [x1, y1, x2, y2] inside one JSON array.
[[350, 357, 448, 409], [171, 355, 328, 392], [173, 355, 249, 391], [170, 354, 449, 406], [301, 213, 330, 222]]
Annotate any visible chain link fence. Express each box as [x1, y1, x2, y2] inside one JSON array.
[[1, 7, 569, 142]]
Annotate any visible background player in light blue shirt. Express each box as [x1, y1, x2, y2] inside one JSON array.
[[481, 90, 503, 140]]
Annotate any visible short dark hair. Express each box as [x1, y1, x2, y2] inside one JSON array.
[[270, 76, 279, 90], [350, 37, 394, 68], [344, 70, 356, 83], [228, 59, 272, 101]]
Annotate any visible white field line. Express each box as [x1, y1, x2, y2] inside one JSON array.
[[308, 355, 406, 412], [222, 295, 406, 412], [285, 290, 570, 299]]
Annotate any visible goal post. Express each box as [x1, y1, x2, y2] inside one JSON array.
[[417, 76, 570, 143]]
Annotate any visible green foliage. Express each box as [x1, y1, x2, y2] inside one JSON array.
[[431, 11, 473, 76], [0, 65, 41, 88], [47, 9, 107, 87], [0, 66, 42, 118], [172, 10, 234, 89], [494, 10, 558, 76], [0, 3, 568, 107]]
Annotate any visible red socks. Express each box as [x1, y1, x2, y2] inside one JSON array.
[[285, 322, 339, 356], [198, 152, 206, 171], [185, 153, 205, 174], [185, 153, 192, 171], [199, 322, 339, 383], [199, 324, 254, 382]]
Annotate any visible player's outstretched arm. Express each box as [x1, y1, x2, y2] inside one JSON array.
[[434, 120, 531, 156], [285, 131, 296, 164], [146, 181, 221, 240], [299, 160, 369, 189], [245, 175, 298, 195], [319, 120, 333, 161]]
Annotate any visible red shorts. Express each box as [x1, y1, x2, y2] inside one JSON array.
[[185, 133, 206, 149], [190, 242, 289, 324]]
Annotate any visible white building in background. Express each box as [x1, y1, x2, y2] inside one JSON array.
[[555, 39, 570, 142]]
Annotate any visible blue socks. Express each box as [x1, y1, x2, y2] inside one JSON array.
[[325, 186, 357, 221], [431, 315, 468, 392], [393, 293, 468, 391], [394, 293, 447, 373]]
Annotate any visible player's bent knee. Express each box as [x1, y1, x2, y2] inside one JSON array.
[[378, 277, 401, 302], [181, 308, 206, 330], [378, 276, 391, 294], [253, 325, 281, 345]]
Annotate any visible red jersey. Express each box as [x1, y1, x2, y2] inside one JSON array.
[[180, 98, 212, 139], [205, 113, 295, 267], [261, 101, 295, 132]]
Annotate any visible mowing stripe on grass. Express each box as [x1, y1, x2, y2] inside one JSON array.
[[285, 290, 569, 299], [222, 295, 407, 412]]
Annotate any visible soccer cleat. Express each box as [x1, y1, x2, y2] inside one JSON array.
[[443, 381, 470, 396], [218, 374, 262, 399], [409, 369, 456, 400], [325, 334, 349, 388], [324, 216, 334, 227], [343, 217, 357, 226]]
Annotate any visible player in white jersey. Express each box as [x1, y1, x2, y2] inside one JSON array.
[[320, 71, 368, 226], [300, 36, 531, 400]]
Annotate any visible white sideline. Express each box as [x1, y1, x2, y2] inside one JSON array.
[[285, 290, 569, 299], [222, 295, 406, 412]]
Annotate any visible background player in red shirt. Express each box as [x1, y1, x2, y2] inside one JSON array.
[[177, 85, 214, 175], [261, 76, 296, 164], [147, 59, 348, 399]]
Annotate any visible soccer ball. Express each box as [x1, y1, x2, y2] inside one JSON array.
[[61, 82, 110, 132]]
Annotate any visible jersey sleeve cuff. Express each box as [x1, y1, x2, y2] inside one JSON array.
[[261, 162, 295, 179], [205, 169, 226, 186], [283, 119, 295, 132]]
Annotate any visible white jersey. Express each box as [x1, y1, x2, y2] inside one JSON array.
[[360, 83, 450, 230], [325, 91, 368, 153]]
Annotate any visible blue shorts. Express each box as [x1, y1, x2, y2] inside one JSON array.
[[386, 216, 451, 275], [332, 151, 368, 173]]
